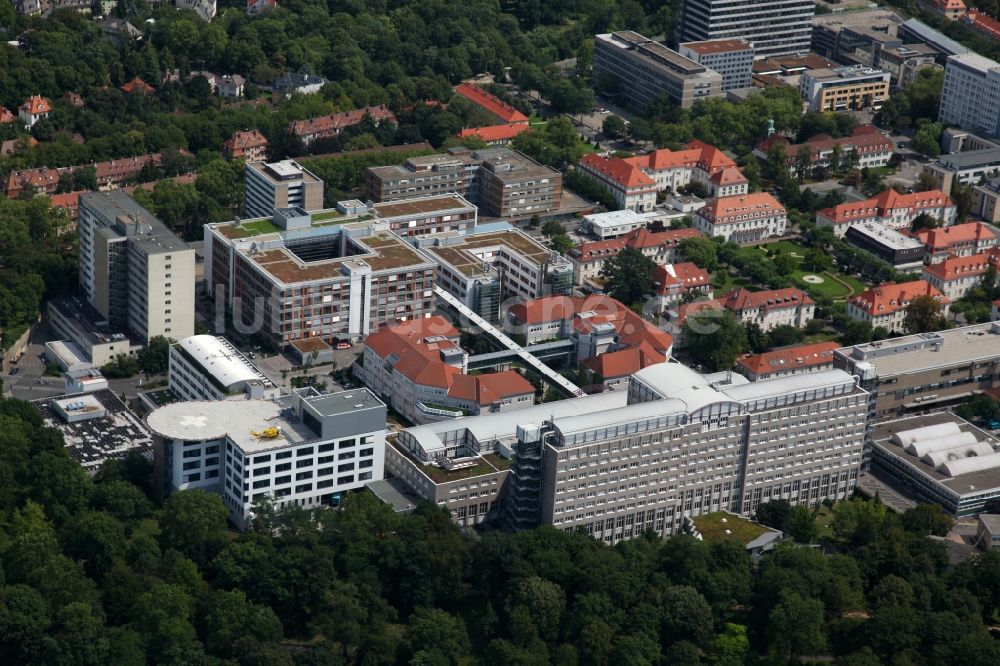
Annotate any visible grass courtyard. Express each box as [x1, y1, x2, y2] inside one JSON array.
[[692, 512, 769, 545], [745, 240, 870, 301]]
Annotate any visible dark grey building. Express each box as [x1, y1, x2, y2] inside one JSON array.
[[844, 222, 926, 272]]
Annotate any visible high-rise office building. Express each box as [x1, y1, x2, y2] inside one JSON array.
[[592, 31, 723, 111], [679, 0, 815, 59], [244, 160, 324, 218], [678, 39, 755, 91], [77, 191, 195, 343], [938, 52, 1000, 138]]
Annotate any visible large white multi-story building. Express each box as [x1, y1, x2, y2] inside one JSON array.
[[921, 253, 994, 301], [168, 335, 279, 402], [147, 387, 386, 529], [678, 39, 755, 91], [719, 287, 815, 332], [938, 52, 1000, 138], [387, 363, 867, 542], [693, 192, 788, 242], [78, 191, 195, 343], [679, 0, 816, 59]]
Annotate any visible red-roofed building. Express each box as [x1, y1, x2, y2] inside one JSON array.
[[929, 0, 967, 20], [0, 106, 16, 124], [915, 222, 997, 263], [848, 280, 949, 331], [505, 294, 672, 390], [0, 136, 38, 157], [578, 141, 746, 213], [693, 192, 787, 242], [288, 105, 397, 145], [456, 123, 529, 146], [962, 10, 1000, 39], [736, 341, 840, 382], [662, 298, 723, 348], [120, 77, 154, 95], [921, 253, 992, 300], [651, 262, 713, 310], [568, 226, 702, 284], [755, 126, 894, 178], [360, 317, 535, 424], [48, 191, 82, 221], [4, 151, 176, 198], [222, 129, 268, 162], [720, 287, 815, 331], [18, 95, 52, 128], [454, 83, 529, 125], [816, 188, 955, 237]]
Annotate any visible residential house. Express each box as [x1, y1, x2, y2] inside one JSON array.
[[289, 105, 397, 145], [222, 129, 268, 162], [4, 152, 175, 198], [453, 83, 529, 126], [693, 192, 788, 242], [720, 288, 815, 332], [456, 123, 529, 146], [360, 317, 535, 424], [0, 106, 16, 124], [121, 77, 154, 95], [63, 92, 84, 109], [217, 75, 246, 98], [928, 0, 967, 20], [568, 227, 702, 285], [921, 253, 992, 300], [816, 189, 956, 236], [505, 295, 673, 390], [175, 0, 216, 21], [247, 0, 276, 15], [272, 72, 326, 97], [735, 341, 840, 382], [650, 263, 713, 311], [961, 10, 1000, 41], [0, 136, 38, 157], [755, 126, 894, 177], [914, 222, 997, 263], [100, 18, 142, 46], [848, 280, 949, 331], [19, 95, 52, 129]]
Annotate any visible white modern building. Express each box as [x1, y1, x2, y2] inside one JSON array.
[[386, 363, 867, 542], [148, 388, 387, 530], [168, 335, 279, 402], [78, 191, 195, 343], [581, 209, 649, 239], [938, 52, 1000, 138], [678, 39, 755, 91], [244, 160, 325, 219], [679, 0, 816, 59]]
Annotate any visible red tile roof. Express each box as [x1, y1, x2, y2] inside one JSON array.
[[121, 77, 154, 94], [922, 253, 991, 281], [19, 95, 52, 115], [572, 227, 702, 262], [448, 371, 535, 404], [759, 126, 893, 164], [850, 280, 947, 315], [289, 105, 397, 139], [223, 129, 268, 156], [456, 123, 529, 143], [709, 166, 748, 186], [509, 295, 672, 377], [737, 341, 840, 377], [818, 188, 952, 224], [454, 83, 529, 124], [4, 152, 174, 197], [579, 153, 656, 189], [963, 11, 1000, 39], [698, 192, 785, 225], [721, 287, 814, 313], [48, 192, 82, 219], [0, 106, 16, 123], [623, 140, 737, 173], [652, 262, 711, 295], [667, 299, 723, 328], [915, 222, 996, 251], [0, 136, 38, 157]]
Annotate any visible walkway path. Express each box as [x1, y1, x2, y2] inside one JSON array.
[[434, 286, 585, 397]]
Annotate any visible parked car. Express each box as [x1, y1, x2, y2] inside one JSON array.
[[336, 342, 351, 350]]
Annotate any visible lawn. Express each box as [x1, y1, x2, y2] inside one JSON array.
[[749, 241, 870, 301], [311, 209, 343, 222], [239, 218, 282, 236], [692, 511, 769, 545]]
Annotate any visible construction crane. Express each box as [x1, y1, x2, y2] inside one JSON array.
[[251, 427, 282, 439]]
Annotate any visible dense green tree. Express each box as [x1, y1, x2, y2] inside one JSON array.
[[904, 294, 948, 333], [159, 490, 229, 567], [679, 236, 719, 271], [137, 335, 171, 375], [787, 505, 818, 543], [685, 310, 748, 371], [598, 247, 655, 306]]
